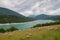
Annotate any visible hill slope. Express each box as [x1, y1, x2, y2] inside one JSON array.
[[0, 24, 60, 40], [0, 7, 33, 23]]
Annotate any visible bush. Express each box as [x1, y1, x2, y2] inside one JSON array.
[[0, 26, 19, 33], [33, 21, 60, 28], [6, 26, 18, 32], [0, 28, 6, 33]]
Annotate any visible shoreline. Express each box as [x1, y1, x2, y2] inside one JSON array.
[[0, 20, 54, 26], [0, 23, 25, 26], [0, 20, 37, 26]]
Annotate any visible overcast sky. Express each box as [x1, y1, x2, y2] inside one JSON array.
[[0, 0, 60, 16]]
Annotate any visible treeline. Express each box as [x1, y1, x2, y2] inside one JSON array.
[[0, 15, 34, 23], [0, 26, 18, 33], [48, 16, 60, 20], [33, 21, 60, 28]]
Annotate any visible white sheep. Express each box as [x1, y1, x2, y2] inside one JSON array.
[[26, 35, 30, 38], [48, 27, 54, 30], [38, 27, 41, 30], [26, 32, 32, 38]]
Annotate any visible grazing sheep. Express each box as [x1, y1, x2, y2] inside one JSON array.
[[13, 31, 16, 33], [38, 27, 41, 30], [9, 33, 12, 36], [48, 26, 50, 27], [26, 32, 32, 38], [18, 30, 21, 32], [30, 28, 34, 30], [26, 35, 30, 38], [4, 32, 9, 35], [54, 27, 58, 30], [28, 33, 32, 36], [48, 27, 54, 30], [27, 32, 32, 36]]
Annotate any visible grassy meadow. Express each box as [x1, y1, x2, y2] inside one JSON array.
[[0, 24, 60, 40]]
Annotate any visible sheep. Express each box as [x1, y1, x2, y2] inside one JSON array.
[[47, 27, 54, 30], [4, 32, 9, 35], [18, 30, 21, 32], [54, 27, 58, 31], [26, 32, 32, 38], [26, 35, 30, 38], [38, 27, 41, 30]]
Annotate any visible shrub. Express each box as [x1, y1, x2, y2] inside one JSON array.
[[0, 28, 6, 33], [33, 21, 60, 28], [0, 26, 19, 33], [6, 26, 18, 32]]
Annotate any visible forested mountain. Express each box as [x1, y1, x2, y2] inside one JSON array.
[[0, 7, 34, 23], [29, 14, 60, 20], [34, 14, 50, 19]]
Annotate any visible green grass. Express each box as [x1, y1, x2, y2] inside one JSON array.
[[0, 24, 60, 40]]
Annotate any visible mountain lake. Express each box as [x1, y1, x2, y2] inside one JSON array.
[[0, 20, 55, 30]]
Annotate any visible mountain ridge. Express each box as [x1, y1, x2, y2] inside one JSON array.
[[0, 7, 34, 23], [29, 14, 60, 20]]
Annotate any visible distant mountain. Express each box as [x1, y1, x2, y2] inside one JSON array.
[[28, 15, 36, 18], [0, 7, 34, 23], [34, 14, 50, 19], [29, 14, 60, 20], [48, 15, 60, 20]]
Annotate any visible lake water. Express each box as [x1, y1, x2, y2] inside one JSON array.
[[0, 20, 55, 30]]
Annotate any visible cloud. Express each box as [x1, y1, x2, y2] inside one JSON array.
[[20, 10, 33, 16], [0, 0, 27, 10], [20, 0, 60, 16], [0, 0, 60, 16], [0, 0, 13, 8], [46, 8, 60, 15]]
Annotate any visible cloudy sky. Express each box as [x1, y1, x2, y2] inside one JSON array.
[[0, 0, 60, 16]]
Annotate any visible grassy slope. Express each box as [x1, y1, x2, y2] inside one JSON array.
[[0, 24, 60, 40]]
